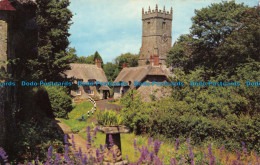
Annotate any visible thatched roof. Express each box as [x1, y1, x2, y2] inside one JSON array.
[[114, 65, 149, 83], [64, 63, 108, 83], [114, 65, 175, 88]]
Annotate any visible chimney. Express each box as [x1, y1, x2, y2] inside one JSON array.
[[122, 62, 127, 69], [153, 55, 159, 66], [95, 59, 102, 68], [150, 55, 154, 66]]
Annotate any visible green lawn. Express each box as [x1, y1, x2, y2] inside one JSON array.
[[59, 101, 96, 132]]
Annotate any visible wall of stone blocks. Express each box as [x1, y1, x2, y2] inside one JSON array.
[[0, 14, 8, 71]]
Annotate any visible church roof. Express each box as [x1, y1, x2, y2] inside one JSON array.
[[64, 63, 108, 83], [0, 0, 15, 11]]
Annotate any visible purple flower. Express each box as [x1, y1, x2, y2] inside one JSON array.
[[186, 137, 190, 144], [138, 146, 149, 163], [96, 148, 101, 162], [71, 134, 76, 150], [175, 138, 180, 151], [226, 155, 229, 163], [153, 140, 162, 155], [170, 158, 177, 165], [208, 143, 213, 157], [148, 137, 152, 147], [149, 151, 154, 162], [208, 143, 215, 165], [82, 154, 87, 165], [78, 147, 83, 160], [0, 147, 8, 163], [236, 150, 241, 160], [241, 142, 247, 156], [87, 126, 91, 133], [189, 145, 194, 158], [64, 144, 70, 162], [87, 132, 92, 149], [209, 156, 216, 165], [55, 153, 62, 165], [64, 134, 69, 144], [47, 146, 53, 160], [220, 145, 225, 154]]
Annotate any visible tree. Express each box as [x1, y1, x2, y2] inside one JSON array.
[[103, 62, 118, 82], [94, 51, 102, 60], [167, 1, 251, 78], [75, 55, 95, 64], [30, 0, 73, 81], [214, 7, 260, 76], [166, 35, 193, 72], [114, 53, 139, 70]]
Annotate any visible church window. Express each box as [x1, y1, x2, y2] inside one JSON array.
[[162, 22, 166, 28]]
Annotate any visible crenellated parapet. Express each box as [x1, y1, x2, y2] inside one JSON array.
[[142, 4, 172, 20]]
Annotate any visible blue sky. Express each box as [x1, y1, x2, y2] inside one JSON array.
[[68, 0, 258, 63]]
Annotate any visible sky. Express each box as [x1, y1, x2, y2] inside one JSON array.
[[68, 0, 258, 63]]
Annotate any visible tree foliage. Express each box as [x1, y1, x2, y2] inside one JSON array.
[[45, 86, 73, 118], [103, 62, 117, 82], [167, 1, 259, 78], [29, 0, 74, 81], [114, 53, 139, 70]]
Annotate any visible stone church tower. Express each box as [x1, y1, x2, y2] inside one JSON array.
[[139, 5, 172, 66]]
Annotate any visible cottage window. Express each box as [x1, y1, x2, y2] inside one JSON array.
[[76, 90, 81, 96], [88, 90, 94, 95]]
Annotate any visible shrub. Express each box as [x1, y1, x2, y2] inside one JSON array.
[[97, 110, 122, 126], [45, 86, 73, 118]]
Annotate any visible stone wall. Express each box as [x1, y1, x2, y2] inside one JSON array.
[[139, 6, 172, 66], [0, 12, 8, 71]]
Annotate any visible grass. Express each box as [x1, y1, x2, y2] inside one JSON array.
[[59, 101, 95, 132]]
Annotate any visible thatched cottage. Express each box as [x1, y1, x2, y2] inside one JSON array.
[[64, 59, 110, 101], [114, 55, 174, 101]]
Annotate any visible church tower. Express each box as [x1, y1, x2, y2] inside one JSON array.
[[139, 5, 172, 66]]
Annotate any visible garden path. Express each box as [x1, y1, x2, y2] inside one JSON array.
[[55, 119, 89, 154], [96, 100, 122, 111]]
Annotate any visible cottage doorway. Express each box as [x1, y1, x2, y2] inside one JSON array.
[[103, 90, 109, 99]]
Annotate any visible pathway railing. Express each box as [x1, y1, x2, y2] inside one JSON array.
[[76, 97, 96, 121]]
